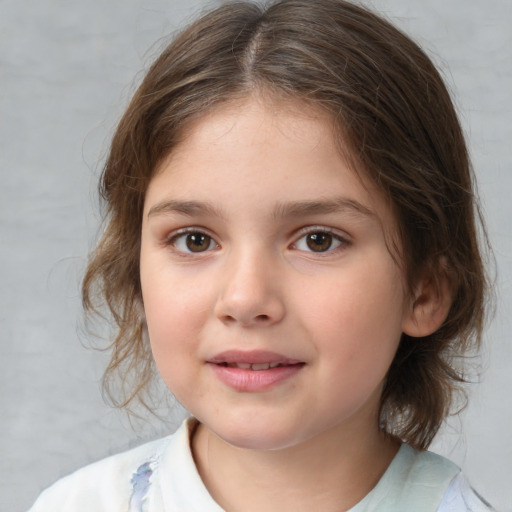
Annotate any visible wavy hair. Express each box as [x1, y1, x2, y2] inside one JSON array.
[[83, 0, 491, 449]]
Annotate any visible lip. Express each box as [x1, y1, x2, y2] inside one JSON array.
[[207, 350, 302, 366], [207, 350, 305, 392]]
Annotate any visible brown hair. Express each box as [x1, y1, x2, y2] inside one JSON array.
[[83, 0, 490, 449]]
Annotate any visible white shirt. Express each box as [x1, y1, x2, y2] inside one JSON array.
[[29, 418, 495, 512]]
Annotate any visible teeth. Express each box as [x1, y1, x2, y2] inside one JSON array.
[[251, 363, 270, 370], [223, 362, 285, 370], [235, 363, 251, 369]]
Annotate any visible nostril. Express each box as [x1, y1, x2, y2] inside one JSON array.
[[220, 313, 271, 326], [215, 293, 285, 326]]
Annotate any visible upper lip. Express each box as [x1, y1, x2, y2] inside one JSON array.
[[207, 350, 303, 365]]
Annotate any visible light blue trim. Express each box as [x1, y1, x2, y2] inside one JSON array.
[[349, 445, 461, 512], [128, 460, 155, 512]]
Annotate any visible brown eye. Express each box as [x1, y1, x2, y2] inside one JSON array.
[[294, 230, 344, 253], [171, 231, 217, 253], [306, 232, 333, 252], [185, 233, 213, 252]]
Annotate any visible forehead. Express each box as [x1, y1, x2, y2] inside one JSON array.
[[146, 95, 393, 226], [161, 96, 340, 167]]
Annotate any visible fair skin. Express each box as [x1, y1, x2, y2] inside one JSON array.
[[140, 95, 449, 511]]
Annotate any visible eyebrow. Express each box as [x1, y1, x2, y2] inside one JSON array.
[[147, 197, 375, 220], [271, 198, 375, 220], [147, 200, 226, 219]]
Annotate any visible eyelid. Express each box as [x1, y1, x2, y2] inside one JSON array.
[[290, 225, 351, 252], [163, 226, 220, 253]]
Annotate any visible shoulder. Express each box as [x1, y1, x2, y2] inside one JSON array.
[[437, 473, 497, 512], [28, 434, 171, 512], [396, 446, 496, 512], [359, 444, 496, 512]]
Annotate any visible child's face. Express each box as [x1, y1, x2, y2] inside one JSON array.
[[140, 96, 413, 451]]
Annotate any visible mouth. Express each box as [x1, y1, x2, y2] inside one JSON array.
[[215, 361, 303, 370], [207, 350, 304, 368], [207, 350, 305, 391]]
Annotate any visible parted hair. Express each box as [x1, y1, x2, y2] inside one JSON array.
[[83, 0, 490, 449]]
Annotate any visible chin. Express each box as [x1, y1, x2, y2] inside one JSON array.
[[222, 431, 295, 451], [205, 416, 307, 452]]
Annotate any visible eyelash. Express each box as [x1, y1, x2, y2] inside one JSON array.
[[292, 227, 350, 255], [164, 227, 219, 255], [164, 226, 350, 255]]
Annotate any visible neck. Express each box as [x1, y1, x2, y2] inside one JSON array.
[[191, 419, 399, 512]]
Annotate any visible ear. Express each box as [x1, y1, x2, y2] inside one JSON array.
[[402, 259, 453, 338]]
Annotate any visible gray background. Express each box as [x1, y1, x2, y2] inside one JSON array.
[[1, 0, 511, 510]]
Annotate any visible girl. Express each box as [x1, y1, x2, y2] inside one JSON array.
[[30, 0, 496, 510]]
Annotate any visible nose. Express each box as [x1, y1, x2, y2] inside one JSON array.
[[214, 249, 286, 327]]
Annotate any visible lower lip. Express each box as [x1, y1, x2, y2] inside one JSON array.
[[208, 363, 304, 392]]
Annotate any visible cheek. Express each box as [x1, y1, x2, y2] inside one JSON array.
[[140, 262, 214, 380], [144, 298, 205, 361], [302, 264, 406, 369], [305, 268, 405, 330], [141, 256, 212, 331], [142, 280, 209, 406]]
